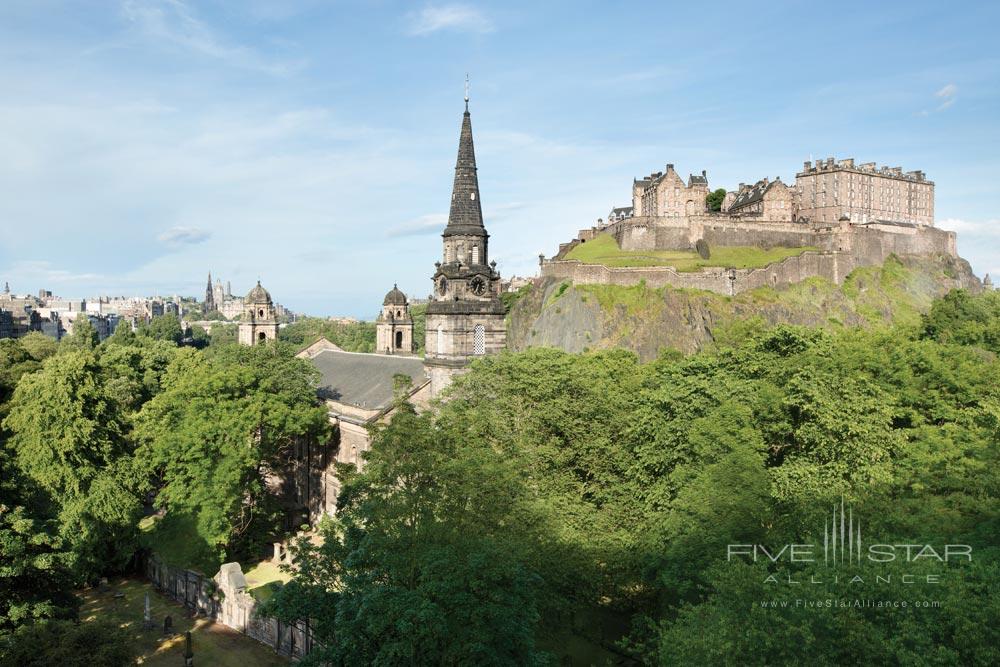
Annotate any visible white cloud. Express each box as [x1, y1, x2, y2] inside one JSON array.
[[920, 83, 958, 115], [406, 4, 494, 36], [936, 218, 1000, 235], [121, 0, 304, 74], [158, 226, 211, 246], [935, 83, 958, 99], [384, 203, 524, 237], [386, 213, 448, 237]]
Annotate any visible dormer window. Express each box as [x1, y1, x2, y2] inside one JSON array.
[[471, 192, 476, 200]]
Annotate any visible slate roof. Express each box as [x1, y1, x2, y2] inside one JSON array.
[[307, 350, 428, 411], [729, 178, 781, 210], [688, 173, 708, 186]]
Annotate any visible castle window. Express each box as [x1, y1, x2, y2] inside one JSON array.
[[395, 330, 403, 349], [258, 309, 264, 317], [473, 324, 485, 355]]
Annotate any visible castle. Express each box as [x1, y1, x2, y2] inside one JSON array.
[[544, 156, 954, 296], [627, 156, 934, 226]]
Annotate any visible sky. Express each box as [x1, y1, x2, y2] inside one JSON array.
[[1, 0, 998, 317]]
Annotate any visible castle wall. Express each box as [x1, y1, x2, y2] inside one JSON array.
[[609, 216, 832, 252], [543, 220, 957, 296]]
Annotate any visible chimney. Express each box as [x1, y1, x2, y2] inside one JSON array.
[[666, 163, 674, 171], [738, 182, 745, 190], [803, 160, 812, 171]]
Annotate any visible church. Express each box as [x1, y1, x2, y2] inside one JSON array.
[[267, 94, 509, 520]]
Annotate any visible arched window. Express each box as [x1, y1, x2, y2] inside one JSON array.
[[436, 324, 444, 353], [395, 330, 403, 349], [258, 331, 266, 342], [471, 245, 479, 265], [258, 309, 264, 318], [473, 324, 485, 355]]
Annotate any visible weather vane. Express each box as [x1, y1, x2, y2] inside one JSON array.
[[464, 73, 470, 111]]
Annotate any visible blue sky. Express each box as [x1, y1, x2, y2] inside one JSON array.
[[1, 0, 998, 317]]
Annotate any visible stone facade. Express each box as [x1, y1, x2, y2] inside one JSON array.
[[423, 99, 507, 395], [632, 164, 709, 217], [796, 157, 934, 225], [727, 178, 797, 222], [238, 281, 279, 345], [375, 285, 415, 355]]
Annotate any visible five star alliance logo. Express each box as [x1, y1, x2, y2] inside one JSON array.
[[726, 497, 972, 567], [824, 496, 861, 566]]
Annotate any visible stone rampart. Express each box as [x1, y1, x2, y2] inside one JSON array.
[[543, 216, 957, 295]]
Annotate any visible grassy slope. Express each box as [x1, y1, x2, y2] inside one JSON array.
[[564, 232, 818, 270]]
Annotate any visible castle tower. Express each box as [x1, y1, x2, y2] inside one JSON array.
[[204, 272, 215, 312], [376, 285, 415, 355], [423, 91, 506, 394], [238, 281, 279, 346]]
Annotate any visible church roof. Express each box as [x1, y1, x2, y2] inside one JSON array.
[[443, 104, 486, 238], [245, 281, 272, 305], [382, 284, 407, 306], [307, 350, 428, 412]]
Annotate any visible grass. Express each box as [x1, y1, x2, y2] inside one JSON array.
[[78, 578, 289, 667], [564, 233, 818, 271], [244, 560, 292, 602]]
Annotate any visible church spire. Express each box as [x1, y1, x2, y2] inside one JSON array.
[[444, 88, 485, 238]]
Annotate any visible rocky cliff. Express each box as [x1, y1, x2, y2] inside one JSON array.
[[507, 254, 980, 360]]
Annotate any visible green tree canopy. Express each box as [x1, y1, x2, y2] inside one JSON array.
[[706, 187, 727, 211], [135, 344, 330, 567]]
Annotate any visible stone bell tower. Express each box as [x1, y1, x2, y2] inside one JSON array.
[[423, 89, 506, 395], [376, 284, 415, 355], [238, 280, 279, 346]]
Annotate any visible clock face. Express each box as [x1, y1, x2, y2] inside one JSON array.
[[470, 276, 487, 296], [437, 277, 448, 296]]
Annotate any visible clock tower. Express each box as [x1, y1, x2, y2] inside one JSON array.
[[424, 92, 506, 395]]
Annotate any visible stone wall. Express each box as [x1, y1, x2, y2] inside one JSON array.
[[145, 554, 317, 660], [544, 216, 958, 296]]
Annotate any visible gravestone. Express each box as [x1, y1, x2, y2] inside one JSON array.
[[184, 630, 194, 667], [142, 592, 155, 631], [163, 615, 173, 636]]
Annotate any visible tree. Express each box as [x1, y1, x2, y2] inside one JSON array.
[[138, 314, 183, 344], [135, 344, 330, 567], [706, 187, 727, 212], [63, 317, 98, 350], [263, 401, 549, 666], [0, 619, 134, 666], [2, 351, 142, 579], [17, 333, 58, 362]]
